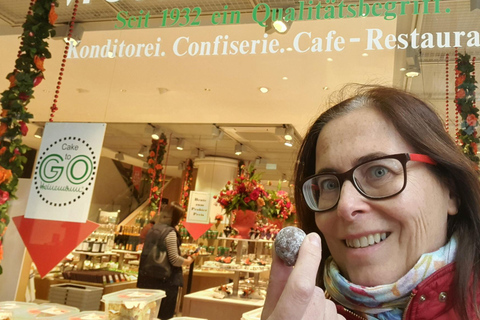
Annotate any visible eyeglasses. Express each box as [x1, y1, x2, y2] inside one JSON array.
[[301, 153, 437, 212]]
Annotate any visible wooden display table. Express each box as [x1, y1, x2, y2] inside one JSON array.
[[182, 286, 264, 320]]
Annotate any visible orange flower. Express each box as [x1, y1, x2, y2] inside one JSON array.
[[467, 114, 478, 127], [0, 166, 12, 185], [9, 156, 16, 163], [148, 159, 154, 165], [48, 5, 58, 25], [0, 123, 7, 137], [1, 109, 8, 117], [472, 142, 478, 155], [147, 168, 154, 175], [0, 147, 6, 155], [155, 164, 163, 170], [152, 186, 158, 193], [455, 74, 466, 87], [8, 74, 15, 88], [0, 242, 3, 261], [149, 151, 155, 157], [34, 56, 45, 72]]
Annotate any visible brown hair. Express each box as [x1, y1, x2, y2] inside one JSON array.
[[294, 85, 480, 319], [155, 202, 185, 227]]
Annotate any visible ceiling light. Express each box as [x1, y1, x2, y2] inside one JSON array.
[[327, 58, 333, 62], [176, 139, 185, 151], [259, 87, 269, 93], [107, 51, 114, 58], [272, 19, 292, 33], [362, 53, 369, 57], [282, 76, 288, 80], [284, 127, 294, 141], [405, 66, 420, 78], [285, 140, 293, 147], [64, 23, 84, 47], [138, 145, 147, 157], [115, 152, 124, 161], [286, 47, 293, 51], [151, 128, 160, 140], [235, 144, 243, 156], [323, 86, 329, 90], [34, 127, 44, 139]]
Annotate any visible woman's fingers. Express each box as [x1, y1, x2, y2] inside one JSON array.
[[261, 243, 294, 320], [267, 232, 323, 320]]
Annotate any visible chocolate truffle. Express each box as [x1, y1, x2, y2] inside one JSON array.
[[275, 226, 306, 266]]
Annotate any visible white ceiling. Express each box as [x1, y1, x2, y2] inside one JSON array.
[[0, 0, 479, 182]]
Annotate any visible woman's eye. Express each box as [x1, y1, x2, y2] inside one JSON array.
[[369, 166, 389, 178], [321, 179, 338, 190]]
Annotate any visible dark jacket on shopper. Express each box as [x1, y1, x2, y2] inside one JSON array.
[[336, 263, 478, 320], [138, 223, 183, 287]]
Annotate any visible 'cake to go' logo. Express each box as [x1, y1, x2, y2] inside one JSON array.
[[33, 136, 98, 207]]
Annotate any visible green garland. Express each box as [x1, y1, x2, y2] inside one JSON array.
[[0, 0, 58, 275], [180, 158, 193, 210], [146, 134, 168, 216], [456, 53, 478, 165]]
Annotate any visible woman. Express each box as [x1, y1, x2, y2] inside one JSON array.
[[262, 86, 480, 320], [137, 203, 194, 320]]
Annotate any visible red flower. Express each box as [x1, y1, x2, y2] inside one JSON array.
[[455, 74, 466, 87], [467, 114, 478, 127], [19, 121, 28, 136], [456, 89, 466, 100], [33, 75, 44, 87], [249, 190, 260, 201], [0, 190, 9, 205], [19, 93, 30, 101], [472, 142, 478, 155], [244, 197, 251, 203]]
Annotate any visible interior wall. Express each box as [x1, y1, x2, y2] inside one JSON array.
[[88, 156, 132, 223]]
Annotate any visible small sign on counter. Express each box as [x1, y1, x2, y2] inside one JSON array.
[[186, 191, 211, 224]]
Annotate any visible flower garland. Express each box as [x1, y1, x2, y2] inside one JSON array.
[[146, 134, 168, 217], [455, 52, 478, 165], [180, 158, 193, 210], [0, 0, 58, 275]]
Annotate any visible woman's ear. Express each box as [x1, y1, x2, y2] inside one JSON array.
[[446, 183, 460, 216]]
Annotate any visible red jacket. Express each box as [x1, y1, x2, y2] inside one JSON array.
[[336, 263, 477, 320]]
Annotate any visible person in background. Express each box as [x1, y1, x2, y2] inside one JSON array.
[[139, 219, 155, 244], [137, 203, 194, 320], [262, 86, 480, 320]]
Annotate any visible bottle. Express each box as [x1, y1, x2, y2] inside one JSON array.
[[92, 239, 101, 253]]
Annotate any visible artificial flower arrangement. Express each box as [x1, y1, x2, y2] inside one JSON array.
[[146, 134, 168, 216], [261, 188, 295, 222], [214, 164, 269, 216]]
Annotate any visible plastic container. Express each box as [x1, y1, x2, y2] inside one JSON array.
[[67, 311, 106, 320], [170, 318, 208, 320], [49, 284, 104, 311], [241, 307, 263, 320], [101, 289, 165, 320], [15, 303, 80, 320], [0, 302, 39, 320]]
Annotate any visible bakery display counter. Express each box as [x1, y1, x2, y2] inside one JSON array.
[[182, 285, 264, 320]]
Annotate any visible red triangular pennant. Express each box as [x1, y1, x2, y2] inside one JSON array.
[[13, 216, 99, 278], [182, 221, 213, 240]]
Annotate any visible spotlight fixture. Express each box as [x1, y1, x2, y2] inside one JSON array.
[[284, 140, 293, 147], [176, 139, 185, 151], [405, 46, 421, 78], [151, 128, 160, 140], [284, 127, 294, 141], [178, 162, 185, 170], [34, 127, 44, 139], [405, 66, 420, 78], [199, 149, 206, 158], [265, 12, 293, 34], [255, 157, 262, 166], [216, 131, 224, 140], [138, 145, 147, 157], [212, 125, 221, 137], [114, 152, 124, 161], [234, 143, 243, 156], [64, 23, 84, 47], [259, 87, 269, 93]]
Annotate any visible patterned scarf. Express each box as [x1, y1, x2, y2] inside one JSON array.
[[324, 236, 457, 320]]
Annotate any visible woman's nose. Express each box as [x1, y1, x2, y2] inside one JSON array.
[[335, 180, 368, 221]]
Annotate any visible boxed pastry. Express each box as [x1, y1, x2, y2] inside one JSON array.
[[68, 311, 107, 320], [15, 303, 80, 320], [101, 289, 165, 320], [0, 302, 38, 320]]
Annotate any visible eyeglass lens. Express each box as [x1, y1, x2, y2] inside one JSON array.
[[303, 157, 405, 212]]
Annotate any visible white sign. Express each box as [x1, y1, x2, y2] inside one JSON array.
[[186, 191, 211, 224], [25, 123, 106, 223]]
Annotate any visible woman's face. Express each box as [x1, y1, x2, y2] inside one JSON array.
[[315, 106, 458, 286]]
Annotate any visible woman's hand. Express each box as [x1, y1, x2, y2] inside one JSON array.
[[261, 233, 345, 320], [182, 255, 195, 266]]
